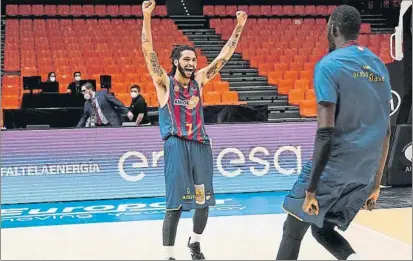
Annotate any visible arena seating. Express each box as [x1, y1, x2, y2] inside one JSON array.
[[206, 8, 393, 117], [2, 5, 244, 112], [1, 4, 395, 120], [5, 4, 167, 17], [203, 5, 337, 16]]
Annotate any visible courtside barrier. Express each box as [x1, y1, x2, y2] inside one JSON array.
[[1, 122, 317, 204], [385, 124, 412, 186]]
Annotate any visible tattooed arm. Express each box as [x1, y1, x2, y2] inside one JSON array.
[[141, 0, 168, 89], [196, 11, 248, 87]]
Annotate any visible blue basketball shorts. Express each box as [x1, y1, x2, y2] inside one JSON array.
[[163, 136, 216, 211], [282, 160, 374, 231]]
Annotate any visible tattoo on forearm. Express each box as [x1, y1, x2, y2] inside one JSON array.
[[226, 38, 238, 49], [227, 25, 243, 49], [205, 25, 242, 80], [233, 26, 242, 40], [141, 32, 149, 43], [149, 53, 163, 76], [234, 25, 242, 36], [206, 58, 227, 79], [229, 39, 237, 48]]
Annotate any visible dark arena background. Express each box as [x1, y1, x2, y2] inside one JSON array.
[[0, 0, 412, 259]]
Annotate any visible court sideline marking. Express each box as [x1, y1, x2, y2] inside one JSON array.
[[352, 223, 412, 248]]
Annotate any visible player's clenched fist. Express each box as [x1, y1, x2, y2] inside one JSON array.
[[236, 11, 248, 26], [142, 0, 155, 15]]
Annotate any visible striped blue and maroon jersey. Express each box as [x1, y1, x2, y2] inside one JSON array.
[[159, 76, 210, 144]]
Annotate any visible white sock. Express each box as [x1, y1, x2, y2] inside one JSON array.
[[190, 233, 202, 244], [164, 246, 174, 259], [347, 253, 359, 260]]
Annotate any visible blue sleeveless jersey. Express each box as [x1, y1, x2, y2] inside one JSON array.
[[159, 76, 210, 144]]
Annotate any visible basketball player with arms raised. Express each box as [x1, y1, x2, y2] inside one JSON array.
[[141, 1, 247, 259], [276, 5, 392, 260]]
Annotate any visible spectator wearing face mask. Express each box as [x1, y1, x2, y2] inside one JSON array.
[[77, 82, 134, 128], [66, 72, 82, 94], [129, 85, 150, 126], [47, 72, 56, 82]]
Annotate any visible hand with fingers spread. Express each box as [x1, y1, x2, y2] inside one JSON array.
[[302, 191, 320, 215], [142, 0, 156, 16], [236, 10, 248, 26]]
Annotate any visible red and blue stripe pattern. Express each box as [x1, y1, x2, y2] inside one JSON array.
[[159, 76, 209, 144]]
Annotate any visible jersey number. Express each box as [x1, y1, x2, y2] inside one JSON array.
[[186, 123, 193, 135]]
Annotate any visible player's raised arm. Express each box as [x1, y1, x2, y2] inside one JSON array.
[[195, 11, 248, 86], [141, 0, 168, 88]]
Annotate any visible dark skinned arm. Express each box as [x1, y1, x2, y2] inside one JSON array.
[[306, 102, 336, 193]]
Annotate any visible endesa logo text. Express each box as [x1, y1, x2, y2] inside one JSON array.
[[118, 145, 302, 181]]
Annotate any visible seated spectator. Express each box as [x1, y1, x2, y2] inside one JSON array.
[[77, 82, 133, 128], [129, 85, 150, 126], [66, 72, 82, 95], [47, 72, 57, 82]]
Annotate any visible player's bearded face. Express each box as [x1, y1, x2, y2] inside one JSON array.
[[176, 51, 197, 79], [177, 62, 195, 79]]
